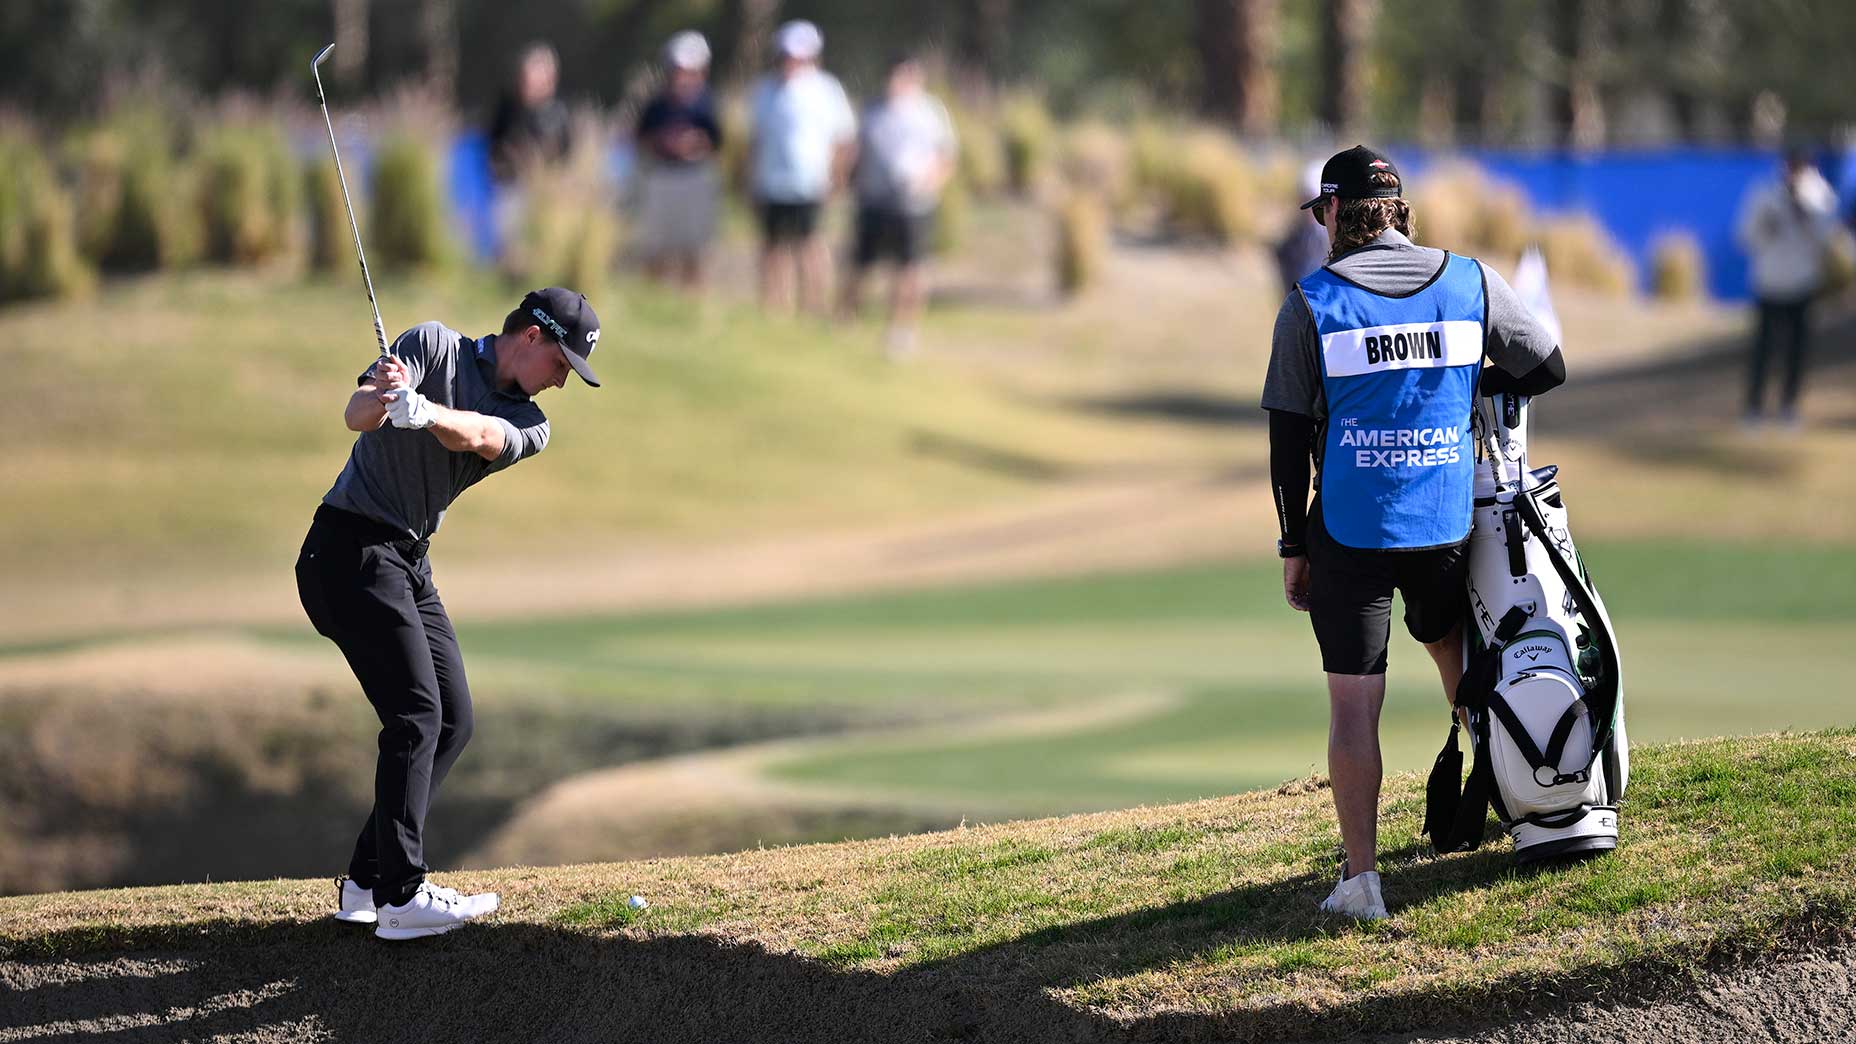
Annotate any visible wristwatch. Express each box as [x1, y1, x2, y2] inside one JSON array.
[[1277, 539, 1306, 558]]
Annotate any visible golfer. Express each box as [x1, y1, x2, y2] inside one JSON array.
[[297, 287, 601, 940], [1262, 147, 1566, 920]]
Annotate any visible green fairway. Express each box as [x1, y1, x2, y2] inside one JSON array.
[[406, 540, 1856, 815]]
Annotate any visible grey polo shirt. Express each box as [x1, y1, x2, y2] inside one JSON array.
[[322, 322, 550, 540], [1261, 228, 1559, 419]]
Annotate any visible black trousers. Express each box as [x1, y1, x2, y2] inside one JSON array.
[[1748, 296, 1812, 416], [295, 505, 474, 908]]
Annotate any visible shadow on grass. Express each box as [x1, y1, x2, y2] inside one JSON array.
[[2, 846, 1689, 1044], [1069, 390, 1269, 428]]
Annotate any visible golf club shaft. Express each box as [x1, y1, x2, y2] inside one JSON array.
[[311, 44, 390, 362]]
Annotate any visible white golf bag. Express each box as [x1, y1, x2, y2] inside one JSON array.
[[1425, 391, 1630, 864]]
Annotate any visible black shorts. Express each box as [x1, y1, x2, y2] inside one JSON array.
[[853, 205, 935, 267], [1306, 502, 1468, 675], [760, 201, 821, 245]]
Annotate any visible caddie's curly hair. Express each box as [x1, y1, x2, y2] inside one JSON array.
[[1328, 172, 1415, 260]]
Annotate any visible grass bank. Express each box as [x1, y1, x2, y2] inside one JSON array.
[[2, 731, 1851, 1042]]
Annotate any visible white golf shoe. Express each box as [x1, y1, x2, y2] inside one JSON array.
[[1319, 870, 1388, 921], [374, 882, 500, 941], [333, 876, 376, 925]]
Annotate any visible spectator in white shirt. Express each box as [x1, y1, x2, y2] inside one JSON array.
[[748, 20, 857, 314], [841, 54, 957, 356], [1736, 147, 1839, 428]]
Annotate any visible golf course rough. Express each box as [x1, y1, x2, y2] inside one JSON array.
[[2, 731, 1852, 1042]]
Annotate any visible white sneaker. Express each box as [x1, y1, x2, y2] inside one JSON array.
[[333, 876, 376, 925], [427, 883, 501, 919], [1319, 870, 1388, 921], [374, 882, 500, 941]]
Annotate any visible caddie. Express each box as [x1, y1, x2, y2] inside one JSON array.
[[1261, 147, 1567, 920], [296, 287, 600, 940]]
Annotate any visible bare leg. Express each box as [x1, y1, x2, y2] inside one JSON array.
[[839, 263, 867, 320], [1424, 621, 1467, 728], [890, 262, 926, 335], [1328, 671, 1387, 877], [760, 244, 792, 312], [797, 235, 831, 316]]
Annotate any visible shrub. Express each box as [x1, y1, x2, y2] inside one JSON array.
[[1000, 92, 1054, 197], [1055, 193, 1107, 296], [1157, 131, 1255, 245], [1058, 121, 1133, 211], [1472, 182, 1533, 259], [1649, 231, 1707, 301], [304, 157, 353, 273], [1129, 118, 1179, 196], [197, 124, 301, 266], [715, 92, 752, 197], [368, 134, 448, 271], [1536, 214, 1635, 297], [1408, 163, 1535, 259], [1407, 164, 1480, 253], [504, 167, 618, 291], [0, 133, 94, 302], [1822, 227, 1856, 296], [65, 112, 201, 271], [67, 130, 129, 264], [948, 101, 1006, 197], [934, 167, 970, 256]]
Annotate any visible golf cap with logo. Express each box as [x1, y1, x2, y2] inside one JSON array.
[[774, 20, 823, 61], [1300, 145, 1402, 211], [521, 287, 601, 388]]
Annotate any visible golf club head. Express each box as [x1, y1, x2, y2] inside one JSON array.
[[311, 43, 335, 95]]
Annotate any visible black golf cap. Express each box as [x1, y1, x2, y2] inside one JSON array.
[[521, 287, 601, 387], [1300, 145, 1402, 211]]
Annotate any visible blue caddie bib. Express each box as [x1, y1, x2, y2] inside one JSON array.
[[1299, 252, 1486, 550]]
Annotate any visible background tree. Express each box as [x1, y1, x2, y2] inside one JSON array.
[[1196, 0, 1279, 138], [1320, 0, 1374, 137]]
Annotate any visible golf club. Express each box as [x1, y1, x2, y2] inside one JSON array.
[[311, 43, 390, 365]]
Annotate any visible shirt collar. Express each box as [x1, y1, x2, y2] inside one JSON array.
[[474, 334, 529, 400], [1331, 227, 1415, 263]]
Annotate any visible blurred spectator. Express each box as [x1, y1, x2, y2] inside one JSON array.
[[749, 20, 857, 314], [489, 42, 573, 185], [1736, 147, 1838, 429], [840, 55, 957, 357], [1274, 162, 1331, 296], [635, 31, 723, 289]]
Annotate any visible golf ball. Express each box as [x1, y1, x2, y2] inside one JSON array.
[[627, 895, 648, 910]]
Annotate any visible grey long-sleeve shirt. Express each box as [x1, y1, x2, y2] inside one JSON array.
[[322, 322, 550, 541]]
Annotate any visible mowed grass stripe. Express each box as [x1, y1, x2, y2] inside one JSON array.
[[450, 542, 1856, 655]]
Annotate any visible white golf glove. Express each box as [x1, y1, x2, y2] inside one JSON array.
[[385, 388, 437, 430]]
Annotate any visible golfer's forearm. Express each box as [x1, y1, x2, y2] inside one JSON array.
[[1269, 409, 1315, 550], [345, 387, 388, 431], [427, 406, 506, 460]]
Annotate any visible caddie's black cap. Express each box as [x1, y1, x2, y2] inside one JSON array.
[[1300, 145, 1402, 211], [521, 287, 601, 388]]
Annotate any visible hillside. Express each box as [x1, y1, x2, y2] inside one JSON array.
[[3, 731, 1852, 1043]]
